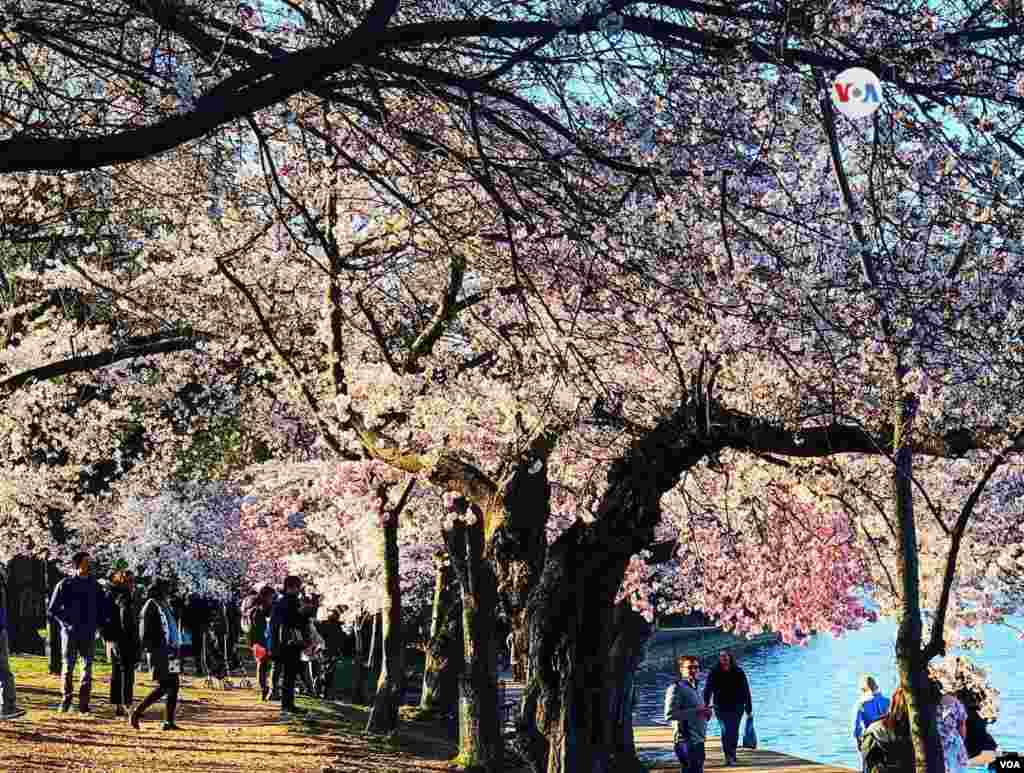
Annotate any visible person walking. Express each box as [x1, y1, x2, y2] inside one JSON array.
[[0, 564, 25, 720], [47, 551, 106, 714], [853, 675, 890, 761], [664, 655, 712, 773], [103, 570, 140, 717], [182, 593, 211, 677], [938, 693, 970, 773], [315, 609, 345, 699], [957, 687, 998, 760], [859, 687, 914, 773], [703, 650, 753, 766], [246, 586, 275, 701], [131, 579, 182, 731], [270, 576, 312, 718]]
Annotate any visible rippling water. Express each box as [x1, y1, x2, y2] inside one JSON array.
[[633, 617, 1023, 770]]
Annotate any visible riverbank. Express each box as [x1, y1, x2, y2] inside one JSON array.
[[645, 626, 780, 670]]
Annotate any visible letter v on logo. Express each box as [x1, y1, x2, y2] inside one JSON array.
[[834, 82, 853, 102]]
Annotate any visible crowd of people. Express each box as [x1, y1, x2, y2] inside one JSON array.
[[856, 674, 999, 773], [662, 649, 1002, 773], [0, 552, 349, 725]]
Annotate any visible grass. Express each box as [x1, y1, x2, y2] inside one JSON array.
[[0, 654, 502, 773]]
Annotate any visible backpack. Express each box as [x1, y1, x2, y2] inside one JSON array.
[[239, 595, 258, 635]]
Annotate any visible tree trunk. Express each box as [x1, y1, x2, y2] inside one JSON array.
[[367, 610, 381, 671], [510, 398, 721, 773], [366, 504, 405, 734], [445, 513, 502, 772], [892, 392, 945, 773], [421, 549, 463, 713], [4, 557, 48, 654], [351, 612, 369, 705], [606, 600, 653, 770]]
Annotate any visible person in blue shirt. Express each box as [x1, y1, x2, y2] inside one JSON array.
[[47, 551, 107, 714], [854, 675, 890, 767]]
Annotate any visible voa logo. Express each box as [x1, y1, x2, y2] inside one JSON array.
[[832, 67, 883, 118], [994, 752, 1024, 770]]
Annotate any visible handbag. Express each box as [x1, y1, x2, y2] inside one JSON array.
[[742, 714, 758, 749]]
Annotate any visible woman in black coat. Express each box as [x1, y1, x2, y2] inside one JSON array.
[[103, 570, 140, 716], [130, 579, 183, 731]]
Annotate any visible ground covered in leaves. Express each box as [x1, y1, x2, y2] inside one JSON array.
[[0, 655, 476, 773]]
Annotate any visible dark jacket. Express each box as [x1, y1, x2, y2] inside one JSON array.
[[48, 575, 106, 642], [0, 572, 7, 635], [964, 705, 997, 759], [102, 587, 140, 663], [140, 597, 180, 681], [315, 619, 345, 656], [860, 718, 914, 773], [270, 593, 309, 658], [182, 594, 212, 631], [703, 664, 753, 714]]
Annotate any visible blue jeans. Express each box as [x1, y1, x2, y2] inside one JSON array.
[[674, 739, 706, 773], [717, 709, 743, 761], [61, 632, 94, 709]]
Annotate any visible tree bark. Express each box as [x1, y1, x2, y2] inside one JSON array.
[[350, 612, 369, 705], [891, 392, 945, 773], [367, 610, 382, 671], [606, 600, 653, 770], [511, 397, 722, 773], [445, 513, 502, 772], [421, 549, 463, 713], [4, 557, 48, 654], [366, 500, 405, 734]]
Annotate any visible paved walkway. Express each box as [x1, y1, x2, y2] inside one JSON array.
[[635, 727, 855, 771]]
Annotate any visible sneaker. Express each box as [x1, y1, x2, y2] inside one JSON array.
[[0, 708, 27, 720], [129, 710, 142, 730], [114, 706, 126, 717], [59, 701, 72, 714], [161, 722, 182, 731], [269, 689, 281, 702]]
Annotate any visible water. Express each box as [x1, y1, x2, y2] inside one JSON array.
[[634, 617, 1023, 770]]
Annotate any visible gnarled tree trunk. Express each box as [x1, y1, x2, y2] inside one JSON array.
[[511, 398, 722, 773], [421, 549, 463, 714], [366, 484, 410, 734], [606, 600, 653, 770], [444, 511, 502, 772]]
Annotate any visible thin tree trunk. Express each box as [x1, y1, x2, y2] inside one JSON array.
[[892, 392, 945, 773], [421, 549, 462, 713], [367, 611, 381, 671], [366, 488, 407, 734], [351, 612, 368, 705], [445, 512, 502, 772]]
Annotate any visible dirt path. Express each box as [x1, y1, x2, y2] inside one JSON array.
[[0, 656, 463, 773]]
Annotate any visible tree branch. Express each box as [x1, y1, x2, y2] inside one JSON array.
[[0, 334, 203, 395]]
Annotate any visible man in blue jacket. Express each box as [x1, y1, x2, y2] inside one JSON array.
[[47, 551, 106, 714], [0, 564, 25, 720]]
